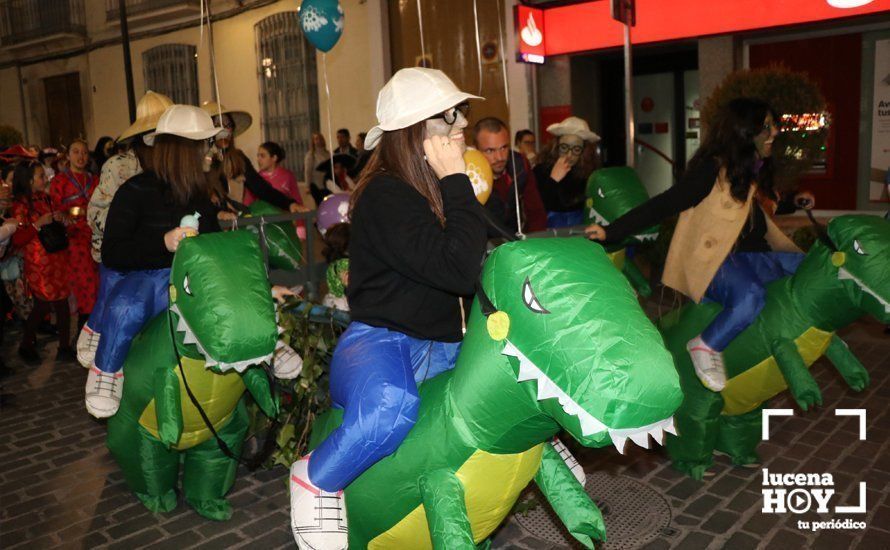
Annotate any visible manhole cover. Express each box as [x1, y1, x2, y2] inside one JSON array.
[[513, 472, 672, 549]]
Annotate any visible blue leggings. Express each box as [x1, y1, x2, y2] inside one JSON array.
[[309, 322, 460, 492], [90, 266, 170, 373], [547, 210, 585, 229], [702, 252, 804, 351]]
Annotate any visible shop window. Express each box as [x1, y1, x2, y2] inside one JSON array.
[[142, 44, 199, 106], [255, 12, 319, 177]]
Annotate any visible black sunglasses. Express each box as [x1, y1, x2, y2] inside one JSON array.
[[427, 102, 471, 125]]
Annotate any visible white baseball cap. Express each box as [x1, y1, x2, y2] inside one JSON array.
[[143, 104, 223, 146], [546, 116, 601, 143], [365, 68, 483, 150]]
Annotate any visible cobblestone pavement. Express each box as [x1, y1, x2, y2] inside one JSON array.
[[1, 319, 887, 549]]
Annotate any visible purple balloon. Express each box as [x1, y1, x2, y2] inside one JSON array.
[[317, 193, 350, 235]]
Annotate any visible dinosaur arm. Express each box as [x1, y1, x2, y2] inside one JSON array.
[[535, 443, 605, 548], [622, 260, 652, 298], [418, 469, 475, 550], [154, 368, 183, 447], [771, 338, 822, 412], [241, 367, 279, 419], [824, 334, 870, 392]]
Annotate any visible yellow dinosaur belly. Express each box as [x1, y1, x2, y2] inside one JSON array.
[[138, 356, 245, 450], [721, 327, 833, 416], [368, 443, 545, 549]]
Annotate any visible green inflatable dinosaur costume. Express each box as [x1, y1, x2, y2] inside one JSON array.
[[585, 167, 658, 296], [107, 231, 281, 520], [310, 237, 683, 549], [242, 200, 304, 270], [660, 215, 889, 479]]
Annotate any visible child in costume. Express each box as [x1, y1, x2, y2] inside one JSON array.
[[587, 98, 813, 392], [289, 69, 488, 550], [321, 222, 349, 312]]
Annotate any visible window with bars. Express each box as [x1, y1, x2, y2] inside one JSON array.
[[142, 44, 198, 106], [255, 12, 319, 178]]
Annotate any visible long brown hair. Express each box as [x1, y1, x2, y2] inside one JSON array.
[[152, 134, 209, 205], [350, 122, 445, 225]]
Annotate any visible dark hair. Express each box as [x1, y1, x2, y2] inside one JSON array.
[[93, 136, 114, 164], [337, 128, 350, 138], [474, 117, 507, 138], [260, 141, 286, 163], [132, 140, 153, 172], [322, 222, 350, 263], [152, 135, 209, 205], [689, 97, 776, 202], [350, 122, 445, 225], [357, 132, 367, 141], [12, 161, 42, 202], [515, 129, 534, 146], [1, 163, 14, 184]]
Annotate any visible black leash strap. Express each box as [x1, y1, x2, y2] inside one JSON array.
[[804, 209, 837, 252]]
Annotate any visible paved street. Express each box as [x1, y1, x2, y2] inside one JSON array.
[[1, 319, 887, 549]]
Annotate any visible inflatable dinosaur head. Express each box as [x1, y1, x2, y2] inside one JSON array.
[[169, 231, 278, 372], [585, 167, 658, 244], [828, 215, 890, 323], [479, 238, 681, 453]]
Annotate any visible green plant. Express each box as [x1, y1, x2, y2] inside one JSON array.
[[0, 125, 24, 147], [248, 301, 347, 468], [701, 65, 828, 192]]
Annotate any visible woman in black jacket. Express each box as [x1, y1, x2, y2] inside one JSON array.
[[289, 68, 488, 550], [85, 105, 223, 419]]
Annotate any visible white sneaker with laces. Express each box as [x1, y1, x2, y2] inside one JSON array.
[[687, 335, 727, 392], [273, 341, 303, 380], [76, 325, 101, 369], [85, 366, 124, 418], [290, 455, 348, 550], [551, 437, 586, 486]]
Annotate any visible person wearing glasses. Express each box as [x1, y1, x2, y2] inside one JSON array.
[[289, 68, 488, 550], [586, 98, 810, 394], [533, 116, 601, 228]]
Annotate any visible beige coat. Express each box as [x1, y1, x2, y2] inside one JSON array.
[[662, 170, 799, 303]]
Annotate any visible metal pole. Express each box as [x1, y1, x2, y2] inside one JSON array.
[[118, 0, 136, 122], [16, 65, 29, 143], [623, 22, 634, 168]]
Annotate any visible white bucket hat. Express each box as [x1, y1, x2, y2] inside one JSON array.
[[143, 104, 223, 146], [546, 116, 601, 142], [365, 68, 483, 150], [118, 91, 174, 142]]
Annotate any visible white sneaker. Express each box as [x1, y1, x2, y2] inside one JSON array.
[[551, 437, 586, 486], [273, 341, 304, 380], [687, 335, 727, 392], [290, 455, 348, 550], [76, 325, 101, 369], [85, 366, 124, 418]]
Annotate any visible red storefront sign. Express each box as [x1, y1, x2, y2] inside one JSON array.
[[517, 0, 890, 57]]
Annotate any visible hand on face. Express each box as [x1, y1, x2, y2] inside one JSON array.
[[425, 103, 469, 155], [550, 155, 572, 182], [424, 135, 466, 180]]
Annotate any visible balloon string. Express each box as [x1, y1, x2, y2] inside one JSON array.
[[416, 0, 427, 65], [323, 53, 335, 184], [495, 0, 524, 239], [200, 0, 222, 121], [472, 0, 483, 96]]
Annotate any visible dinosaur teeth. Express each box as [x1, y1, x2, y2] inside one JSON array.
[[635, 233, 659, 242], [611, 434, 628, 454], [839, 268, 890, 313], [607, 417, 677, 454], [588, 208, 608, 226]]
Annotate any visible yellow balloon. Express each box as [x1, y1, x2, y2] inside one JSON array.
[[464, 148, 493, 205]]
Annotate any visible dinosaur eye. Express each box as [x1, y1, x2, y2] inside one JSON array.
[[853, 240, 867, 256], [522, 277, 549, 314], [183, 274, 193, 296], [597, 187, 605, 199]]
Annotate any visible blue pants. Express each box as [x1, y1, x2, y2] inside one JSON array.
[[547, 210, 585, 229], [702, 252, 804, 351], [93, 268, 170, 373], [86, 265, 126, 332], [309, 322, 460, 492]]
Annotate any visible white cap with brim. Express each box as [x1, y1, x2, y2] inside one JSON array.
[[365, 68, 483, 150], [546, 116, 601, 143], [143, 105, 223, 146]]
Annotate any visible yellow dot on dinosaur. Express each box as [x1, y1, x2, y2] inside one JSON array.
[[169, 284, 177, 303], [487, 311, 510, 341], [831, 251, 846, 267]]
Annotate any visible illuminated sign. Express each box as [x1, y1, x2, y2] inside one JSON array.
[[780, 113, 830, 132], [517, 0, 890, 57]]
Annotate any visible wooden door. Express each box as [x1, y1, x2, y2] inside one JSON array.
[[43, 72, 85, 148]]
